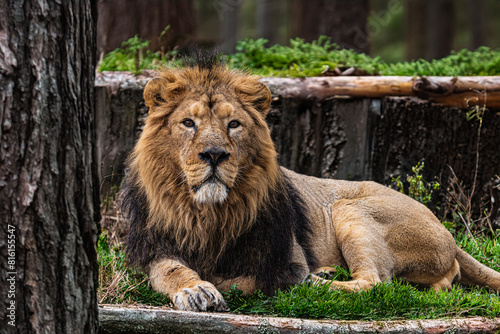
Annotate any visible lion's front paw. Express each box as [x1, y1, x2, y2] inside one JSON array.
[[173, 281, 228, 312]]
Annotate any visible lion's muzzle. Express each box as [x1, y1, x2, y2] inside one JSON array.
[[198, 149, 230, 167], [190, 148, 232, 204]]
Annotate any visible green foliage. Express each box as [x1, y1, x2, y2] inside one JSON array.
[[391, 161, 440, 207], [228, 36, 385, 77], [99, 34, 178, 74], [382, 47, 500, 76], [230, 39, 500, 77], [99, 36, 500, 77]]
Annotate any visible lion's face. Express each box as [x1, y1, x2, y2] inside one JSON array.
[[169, 93, 258, 203], [138, 66, 275, 205]]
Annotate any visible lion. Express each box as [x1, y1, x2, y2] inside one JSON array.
[[122, 59, 500, 312]]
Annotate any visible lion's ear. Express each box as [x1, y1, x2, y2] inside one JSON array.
[[143, 75, 185, 110], [236, 78, 272, 117]]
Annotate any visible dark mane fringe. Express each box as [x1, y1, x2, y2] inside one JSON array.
[[181, 49, 224, 71], [122, 170, 318, 294]]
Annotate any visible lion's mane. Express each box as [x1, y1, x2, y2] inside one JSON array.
[[122, 58, 317, 293]]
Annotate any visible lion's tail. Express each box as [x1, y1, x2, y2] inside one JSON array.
[[456, 247, 500, 291]]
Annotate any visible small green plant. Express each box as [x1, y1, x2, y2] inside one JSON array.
[[442, 103, 491, 237], [99, 31, 178, 73], [392, 161, 440, 207]]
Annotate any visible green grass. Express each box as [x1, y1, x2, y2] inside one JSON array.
[[222, 234, 500, 320], [99, 35, 500, 77], [456, 233, 500, 272], [97, 232, 170, 306], [98, 230, 500, 319]]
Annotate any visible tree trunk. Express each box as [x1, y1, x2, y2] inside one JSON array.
[[405, 0, 427, 60], [426, 0, 454, 59], [256, 0, 279, 45], [468, 0, 484, 49], [291, 0, 370, 53], [0, 1, 100, 333], [97, 0, 197, 56], [217, 0, 241, 54]]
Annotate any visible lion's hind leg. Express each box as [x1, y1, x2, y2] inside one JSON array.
[[429, 259, 461, 291], [310, 199, 393, 292]]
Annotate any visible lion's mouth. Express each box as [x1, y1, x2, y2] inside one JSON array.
[[191, 175, 229, 204], [191, 175, 227, 193]]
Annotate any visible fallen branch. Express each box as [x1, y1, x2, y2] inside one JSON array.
[[98, 305, 500, 334]]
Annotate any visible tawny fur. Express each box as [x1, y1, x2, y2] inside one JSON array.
[[124, 62, 500, 312]]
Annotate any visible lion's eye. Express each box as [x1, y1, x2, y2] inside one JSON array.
[[228, 120, 240, 129], [182, 119, 195, 128]]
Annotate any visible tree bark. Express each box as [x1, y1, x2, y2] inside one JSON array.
[[97, 0, 197, 55], [291, 0, 370, 53], [0, 1, 100, 333]]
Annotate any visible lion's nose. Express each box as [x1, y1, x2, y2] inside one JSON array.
[[198, 149, 230, 166]]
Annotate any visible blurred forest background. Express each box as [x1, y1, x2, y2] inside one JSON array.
[[97, 0, 500, 63]]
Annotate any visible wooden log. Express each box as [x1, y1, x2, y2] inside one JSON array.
[[261, 76, 500, 109], [96, 72, 500, 109], [98, 306, 500, 334]]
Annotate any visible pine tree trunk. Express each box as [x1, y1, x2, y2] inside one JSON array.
[[291, 0, 370, 53], [256, 0, 279, 45], [426, 0, 454, 59], [405, 0, 427, 60], [468, 0, 484, 49], [218, 0, 241, 53], [97, 0, 197, 56], [0, 1, 99, 333]]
